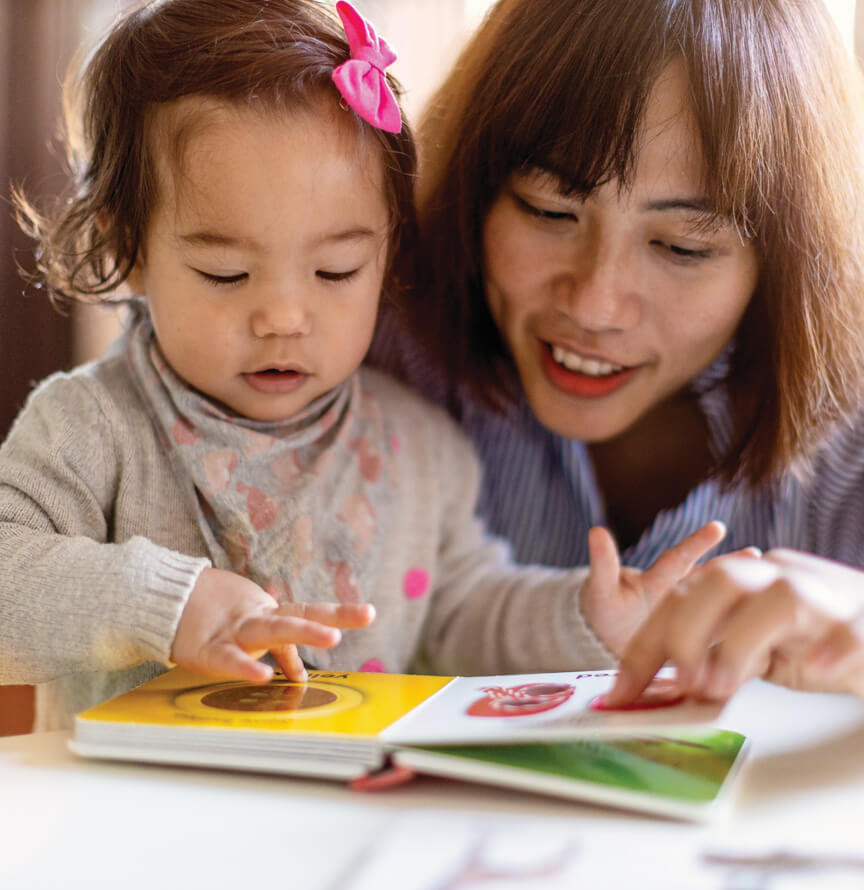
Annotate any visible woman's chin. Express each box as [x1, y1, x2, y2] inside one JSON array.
[[522, 372, 646, 443], [527, 394, 636, 443]]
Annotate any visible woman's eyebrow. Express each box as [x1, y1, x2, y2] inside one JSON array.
[[640, 198, 732, 230], [640, 197, 714, 215]]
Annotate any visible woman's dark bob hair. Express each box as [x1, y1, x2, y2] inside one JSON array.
[[413, 0, 864, 489]]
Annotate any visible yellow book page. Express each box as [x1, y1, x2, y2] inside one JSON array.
[[77, 668, 453, 739]]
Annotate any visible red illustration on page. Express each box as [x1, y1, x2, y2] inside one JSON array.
[[466, 682, 576, 717]]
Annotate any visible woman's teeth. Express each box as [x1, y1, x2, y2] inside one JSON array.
[[551, 345, 622, 377]]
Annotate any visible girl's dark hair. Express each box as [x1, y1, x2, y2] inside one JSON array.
[[16, 0, 416, 307], [413, 0, 864, 488]]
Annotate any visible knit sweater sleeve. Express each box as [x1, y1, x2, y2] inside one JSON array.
[[0, 372, 209, 684], [416, 411, 615, 676]]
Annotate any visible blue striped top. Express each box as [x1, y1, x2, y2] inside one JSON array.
[[367, 310, 864, 571]]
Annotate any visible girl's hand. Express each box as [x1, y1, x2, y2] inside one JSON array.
[[581, 520, 727, 657], [170, 567, 375, 683], [605, 549, 864, 707]]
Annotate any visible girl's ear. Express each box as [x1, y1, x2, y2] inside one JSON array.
[[96, 209, 145, 295]]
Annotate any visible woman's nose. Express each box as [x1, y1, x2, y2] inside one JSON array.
[[554, 237, 641, 331], [250, 291, 312, 339]]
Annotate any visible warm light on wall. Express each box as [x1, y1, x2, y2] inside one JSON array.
[[825, 0, 858, 52]]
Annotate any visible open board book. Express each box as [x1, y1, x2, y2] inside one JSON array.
[[70, 667, 749, 821]]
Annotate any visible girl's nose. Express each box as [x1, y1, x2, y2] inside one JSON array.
[[250, 292, 312, 339]]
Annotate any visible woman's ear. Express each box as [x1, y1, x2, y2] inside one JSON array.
[[125, 260, 145, 296]]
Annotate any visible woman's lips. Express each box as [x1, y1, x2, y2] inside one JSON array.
[[243, 369, 309, 394], [539, 341, 636, 398]]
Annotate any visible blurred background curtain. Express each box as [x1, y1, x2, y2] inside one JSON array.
[[0, 0, 105, 736], [0, 0, 862, 735]]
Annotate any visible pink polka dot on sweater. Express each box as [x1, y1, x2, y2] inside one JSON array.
[[403, 568, 429, 599], [361, 659, 386, 672]]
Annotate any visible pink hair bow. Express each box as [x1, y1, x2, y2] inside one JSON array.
[[331, 1, 402, 134]]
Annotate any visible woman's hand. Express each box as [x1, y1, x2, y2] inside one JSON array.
[[170, 567, 376, 683], [605, 549, 864, 706], [580, 520, 727, 657]]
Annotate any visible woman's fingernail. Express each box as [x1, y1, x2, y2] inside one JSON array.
[[809, 645, 842, 672], [604, 674, 632, 707], [689, 662, 711, 693], [707, 664, 735, 699]]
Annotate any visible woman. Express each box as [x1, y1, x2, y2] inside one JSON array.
[[370, 0, 864, 700]]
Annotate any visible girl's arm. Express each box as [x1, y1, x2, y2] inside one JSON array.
[[0, 372, 207, 683], [416, 411, 722, 676], [0, 371, 371, 686]]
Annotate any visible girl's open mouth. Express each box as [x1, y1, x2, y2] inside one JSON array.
[[244, 368, 308, 394]]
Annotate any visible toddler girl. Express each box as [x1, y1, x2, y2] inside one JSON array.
[[3, 0, 720, 729]]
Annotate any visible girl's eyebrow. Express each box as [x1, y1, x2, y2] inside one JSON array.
[[178, 227, 379, 249], [178, 231, 258, 249], [313, 227, 379, 246]]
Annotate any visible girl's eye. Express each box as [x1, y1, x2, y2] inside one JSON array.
[[316, 268, 360, 283], [652, 241, 715, 264], [515, 195, 578, 222], [195, 270, 248, 287]]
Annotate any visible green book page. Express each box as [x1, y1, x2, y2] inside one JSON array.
[[406, 729, 747, 805]]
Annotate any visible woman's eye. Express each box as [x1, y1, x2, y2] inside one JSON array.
[[195, 270, 248, 287], [515, 195, 577, 222], [653, 241, 715, 264], [317, 268, 360, 283]]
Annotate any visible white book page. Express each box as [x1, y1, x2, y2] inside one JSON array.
[[380, 669, 725, 746]]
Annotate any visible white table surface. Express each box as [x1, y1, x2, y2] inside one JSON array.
[[2, 680, 864, 889]]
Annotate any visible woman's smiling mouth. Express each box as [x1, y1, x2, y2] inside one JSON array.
[[549, 344, 624, 377], [540, 342, 636, 398]]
